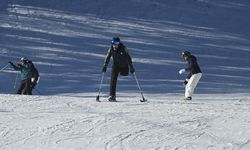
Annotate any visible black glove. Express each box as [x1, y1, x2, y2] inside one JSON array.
[[17, 63, 24, 67], [130, 66, 135, 74], [102, 66, 107, 72], [183, 80, 188, 86], [8, 61, 15, 67]]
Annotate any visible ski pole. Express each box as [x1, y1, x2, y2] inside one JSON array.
[[13, 72, 19, 89], [133, 73, 147, 102], [34, 87, 42, 95], [0, 64, 9, 72], [96, 72, 105, 102]]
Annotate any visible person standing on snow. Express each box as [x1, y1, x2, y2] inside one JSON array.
[[102, 37, 135, 101], [8, 57, 33, 95], [179, 51, 202, 100], [22, 59, 40, 94], [27, 59, 39, 91]]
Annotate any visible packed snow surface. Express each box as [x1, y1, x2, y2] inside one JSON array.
[[1, 0, 250, 94], [0, 93, 250, 150]]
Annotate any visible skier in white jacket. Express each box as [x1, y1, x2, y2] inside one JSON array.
[[179, 51, 202, 100]]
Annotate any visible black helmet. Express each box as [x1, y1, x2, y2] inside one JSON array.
[[111, 37, 120, 45], [182, 51, 191, 58]]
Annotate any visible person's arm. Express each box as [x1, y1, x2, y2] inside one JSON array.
[[32, 68, 39, 83], [185, 57, 194, 71], [185, 57, 195, 79], [124, 47, 135, 73], [102, 48, 112, 72], [8, 61, 21, 71]]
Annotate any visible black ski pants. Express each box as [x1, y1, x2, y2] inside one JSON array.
[[110, 65, 129, 96], [17, 78, 32, 95]]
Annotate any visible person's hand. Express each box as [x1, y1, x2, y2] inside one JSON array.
[[102, 66, 107, 73], [179, 69, 185, 74], [17, 63, 22, 67], [130, 66, 135, 74], [8, 61, 13, 65], [183, 80, 188, 85], [183, 79, 189, 86]]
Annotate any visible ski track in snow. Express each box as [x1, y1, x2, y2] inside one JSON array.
[[0, 93, 250, 150]]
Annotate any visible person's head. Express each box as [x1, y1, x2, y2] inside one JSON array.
[[20, 57, 28, 64], [182, 51, 191, 61], [111, 37, 120, 50]]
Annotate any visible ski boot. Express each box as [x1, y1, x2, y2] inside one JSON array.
[[184, 97, 192, 100], [108, 95, 116, 102]]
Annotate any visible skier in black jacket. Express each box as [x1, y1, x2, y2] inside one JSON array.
[[102, 37, 135, 101], [179, 51, 202, 100], [27, 60, 39, 90], [23, 59, 40, 94]]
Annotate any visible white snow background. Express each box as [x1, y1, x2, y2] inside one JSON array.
[[0, 0, 250, 149]]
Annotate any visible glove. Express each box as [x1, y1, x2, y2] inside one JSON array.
[[130, 66, 135, 74], [183, 80, 188, 85], [179, 69, 186, 75], [102, 66, 107, 72], [183, 79, 189, 86], [8, 61, 15, 67], [17, 63, 22, 67]]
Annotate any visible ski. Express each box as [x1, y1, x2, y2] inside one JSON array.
[[96, 98, 146, 103]]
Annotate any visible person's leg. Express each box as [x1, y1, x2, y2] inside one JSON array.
[[110, 65, 120, 97], [23, 79, 32, 95], [185, 73, 202, 98], [17, 80, 25, 94]]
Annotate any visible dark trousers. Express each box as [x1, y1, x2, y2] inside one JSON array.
[[17, 79, 32, 95], [110, 65, 129, 96]]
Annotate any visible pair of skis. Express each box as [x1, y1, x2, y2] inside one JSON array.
[[96, 72, 147, 102]]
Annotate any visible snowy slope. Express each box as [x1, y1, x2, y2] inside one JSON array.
[[1, 0, 250, 94], [1, 1, 250, 149], [0, 93, 250, 150]]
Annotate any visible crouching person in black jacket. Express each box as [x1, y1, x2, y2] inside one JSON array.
[[102, 37, 135, 101]]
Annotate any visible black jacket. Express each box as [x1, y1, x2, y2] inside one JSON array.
[[185, 55, 202, 79], [9, 62, 32, 80], [28, 61, 39, 83], [103, 43, 133, 68]]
